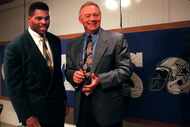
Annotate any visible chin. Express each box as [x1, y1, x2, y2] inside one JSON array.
[[89, 28, 98, 32], [40, 31, 47, 35]]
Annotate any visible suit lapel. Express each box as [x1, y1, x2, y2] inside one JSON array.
[[46, 35, 56, 69], [26, 31, 51, 71], [92, 29, 109, 72], [76, 36, 85, 68]]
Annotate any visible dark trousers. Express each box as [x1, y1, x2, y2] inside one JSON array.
[[77, 94, 122, 127], [23, 122, 64, 127], [40, 123, 65, 127]]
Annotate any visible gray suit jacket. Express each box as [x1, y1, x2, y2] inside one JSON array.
[[4, 30, 66, 125], [66, 28, 132, 126]]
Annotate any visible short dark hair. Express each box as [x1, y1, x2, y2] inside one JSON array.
[[29, 1, 49, 16]]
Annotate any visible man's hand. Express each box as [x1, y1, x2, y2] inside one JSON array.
[[26, 116, 41, 127], [73, 69, 85, 84], [82, 73, 100, 94]]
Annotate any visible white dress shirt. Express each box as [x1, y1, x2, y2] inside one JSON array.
[[28, 27, 54, 67]]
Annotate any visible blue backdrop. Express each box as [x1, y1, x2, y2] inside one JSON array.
[[0, 27, 190, 124], [124, 27, 190, 124]]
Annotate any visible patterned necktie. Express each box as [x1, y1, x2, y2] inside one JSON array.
[[83, 35, 94, 96], [41, 37, 54, 71], [83, 35, 93, 72]]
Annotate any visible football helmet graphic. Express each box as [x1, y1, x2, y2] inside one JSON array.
[[150, 57, 190, 95], [130, 72, 143, 98], [122, 72, 143, 98]]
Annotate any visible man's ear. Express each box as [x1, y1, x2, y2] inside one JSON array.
[[28, 16, 31, 20], [28, 16, 31, 24], [79, 15, 82, 24]]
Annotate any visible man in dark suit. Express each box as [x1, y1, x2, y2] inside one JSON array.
[[65, 1, 132, 127], [4, 2, 66, 127]]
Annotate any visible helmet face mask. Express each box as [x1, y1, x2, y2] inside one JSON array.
[[150, 66, 171, 91], [150, 57, 190, 94]]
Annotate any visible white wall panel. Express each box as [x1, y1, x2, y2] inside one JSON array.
[[0, 0, 190, 41], [169, 0, 190, 22], [0, 7, 24, 41], [122, 0, 169, 27]]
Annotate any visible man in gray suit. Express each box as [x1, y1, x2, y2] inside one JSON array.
[[65, 1, 132, 127], [4, 2, 66, 127]]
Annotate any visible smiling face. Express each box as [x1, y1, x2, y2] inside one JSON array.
[[79, 4, 101, 34], [28, 9, 50, 36]]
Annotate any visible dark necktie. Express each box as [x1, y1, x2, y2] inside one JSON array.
[[41, 37, 54, 71], [83, 35, 93, 72], [82, 35, 94, 96]]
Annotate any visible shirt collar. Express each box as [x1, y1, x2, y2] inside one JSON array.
[[85, 29, 100, 43], [85, 28, 99, 37], [28, 27, 42, 40]]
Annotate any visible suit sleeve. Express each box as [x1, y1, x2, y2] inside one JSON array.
[[65, 42, 78, 87], [4, 43, 32, 124], [98, 35, 133, 89]]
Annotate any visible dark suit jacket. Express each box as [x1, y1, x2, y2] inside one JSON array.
[[4, 30, 66, 125], [66, 28, 132, 126]]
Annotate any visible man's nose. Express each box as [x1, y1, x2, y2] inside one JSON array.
[[89, 16, 96, 21], [41, 18, 48, 24]]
